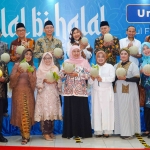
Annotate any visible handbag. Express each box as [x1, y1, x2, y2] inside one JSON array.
[[138, 85, 145, 107]]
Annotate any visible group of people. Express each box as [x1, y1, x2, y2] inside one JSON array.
[[0, 19, 150, 145]]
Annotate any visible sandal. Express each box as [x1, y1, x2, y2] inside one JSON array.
[[50, 133, 56, 139], [21, 138, 30, 145], [43, 134, 53, 141], [103, 134, 109, 138], [95, 135, 102, 138]]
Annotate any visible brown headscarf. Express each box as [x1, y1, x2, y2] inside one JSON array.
[[96, 50, 107, 66], [120, 48, 130, 65], [120, 48, 130, 56], [19, 48, 33, 66]]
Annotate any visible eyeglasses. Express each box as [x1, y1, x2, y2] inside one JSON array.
[[43, 57, 52, 60], [17, 29, 25, 32], [45, 27, 54, 30]]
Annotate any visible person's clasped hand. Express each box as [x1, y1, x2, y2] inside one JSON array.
[[17, 66, 25, 73], [117, 76, 126, 80], [103, 40, 114, 47], [0, 76, 5, 82]]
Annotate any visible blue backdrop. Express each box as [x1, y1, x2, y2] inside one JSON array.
[[0, 0, 149, 135]]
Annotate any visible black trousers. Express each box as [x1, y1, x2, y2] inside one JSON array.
[[3, 84, 8, 113], [0, 98, 4, 136], [59, 95, 62, 107], [144, 107, 150, 132]]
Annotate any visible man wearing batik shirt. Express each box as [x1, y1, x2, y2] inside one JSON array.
[[0, 30, 9, 117], [9, 23, 35, 62], [94, 21, 120, 65], [0, 30, 9, 56], [145, 35, 150, 43], [0, 61, 9, 142], [34, 20, 64, 70]]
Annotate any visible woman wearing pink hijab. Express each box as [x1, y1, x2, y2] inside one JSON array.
[[34, 52, 62, 141], [60, 45, 92, 139]]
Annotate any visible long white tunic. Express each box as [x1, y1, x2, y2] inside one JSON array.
[[114, 62, 141, 136], [89, 63, 115, 133]]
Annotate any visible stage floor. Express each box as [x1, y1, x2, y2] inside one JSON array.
[[0, 135, 149, 148]]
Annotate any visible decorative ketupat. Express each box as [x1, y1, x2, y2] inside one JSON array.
[[0, 70, 3, 77], [104, 33, 113, 42], [116, 66, 126, 77], [80, 37, 88, 45], [90, 64, 99, 77], [129, 45, 138, 55], [1, 53, 10, 63], [143, 64, 150, 75], [63, 62, 75, 73], [16, 45, 26, 55], [19, 58, 34, 72], [45, 71, 60, 82], [53, 48, 63, 58]]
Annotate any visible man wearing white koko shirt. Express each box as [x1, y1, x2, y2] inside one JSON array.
[[119, 26, 142, 66]]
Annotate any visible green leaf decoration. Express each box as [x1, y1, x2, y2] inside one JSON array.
[[21, 58, 34, 72], [62, 62, 64, 67], [91, 63, 94, 67], [20, 58, 26, 63], [91, 64, 99, 70], [27, 65, 34, 72], [53, 72, 60, 81]]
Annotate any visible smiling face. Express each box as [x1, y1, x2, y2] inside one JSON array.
[[24, 50, 32, 62], [120, 50, 129, 62], [96, 52, 106, 65], [16, 27, 26, 39], [44, 25, 54, 36], [72, 48, 80, 59], [126, 27, 136, 39], [100, 25, 110, 35], [142, 45, 150, 56], [72, 29, 82, 41], [43, 54, 52, 65]]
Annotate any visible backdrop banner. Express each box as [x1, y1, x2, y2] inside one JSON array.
[[1, 0, 148, 135]]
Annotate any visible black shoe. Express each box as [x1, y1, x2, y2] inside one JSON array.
[[62, 135, 70, 139], [120, 136, 132, 140], [103, 134, 109, 138], [141, 132, 149, 137], [3, 113, 9, 117], [147, 134, 150, 138], [95, 135, 102, 138], [0, 136, 8, 142]]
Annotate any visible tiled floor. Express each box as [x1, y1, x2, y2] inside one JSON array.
[[0, 135, 149, 148]]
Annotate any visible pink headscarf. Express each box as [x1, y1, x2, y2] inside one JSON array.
[[36, 52, 58, 79], [65, 45, 90, 71]]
